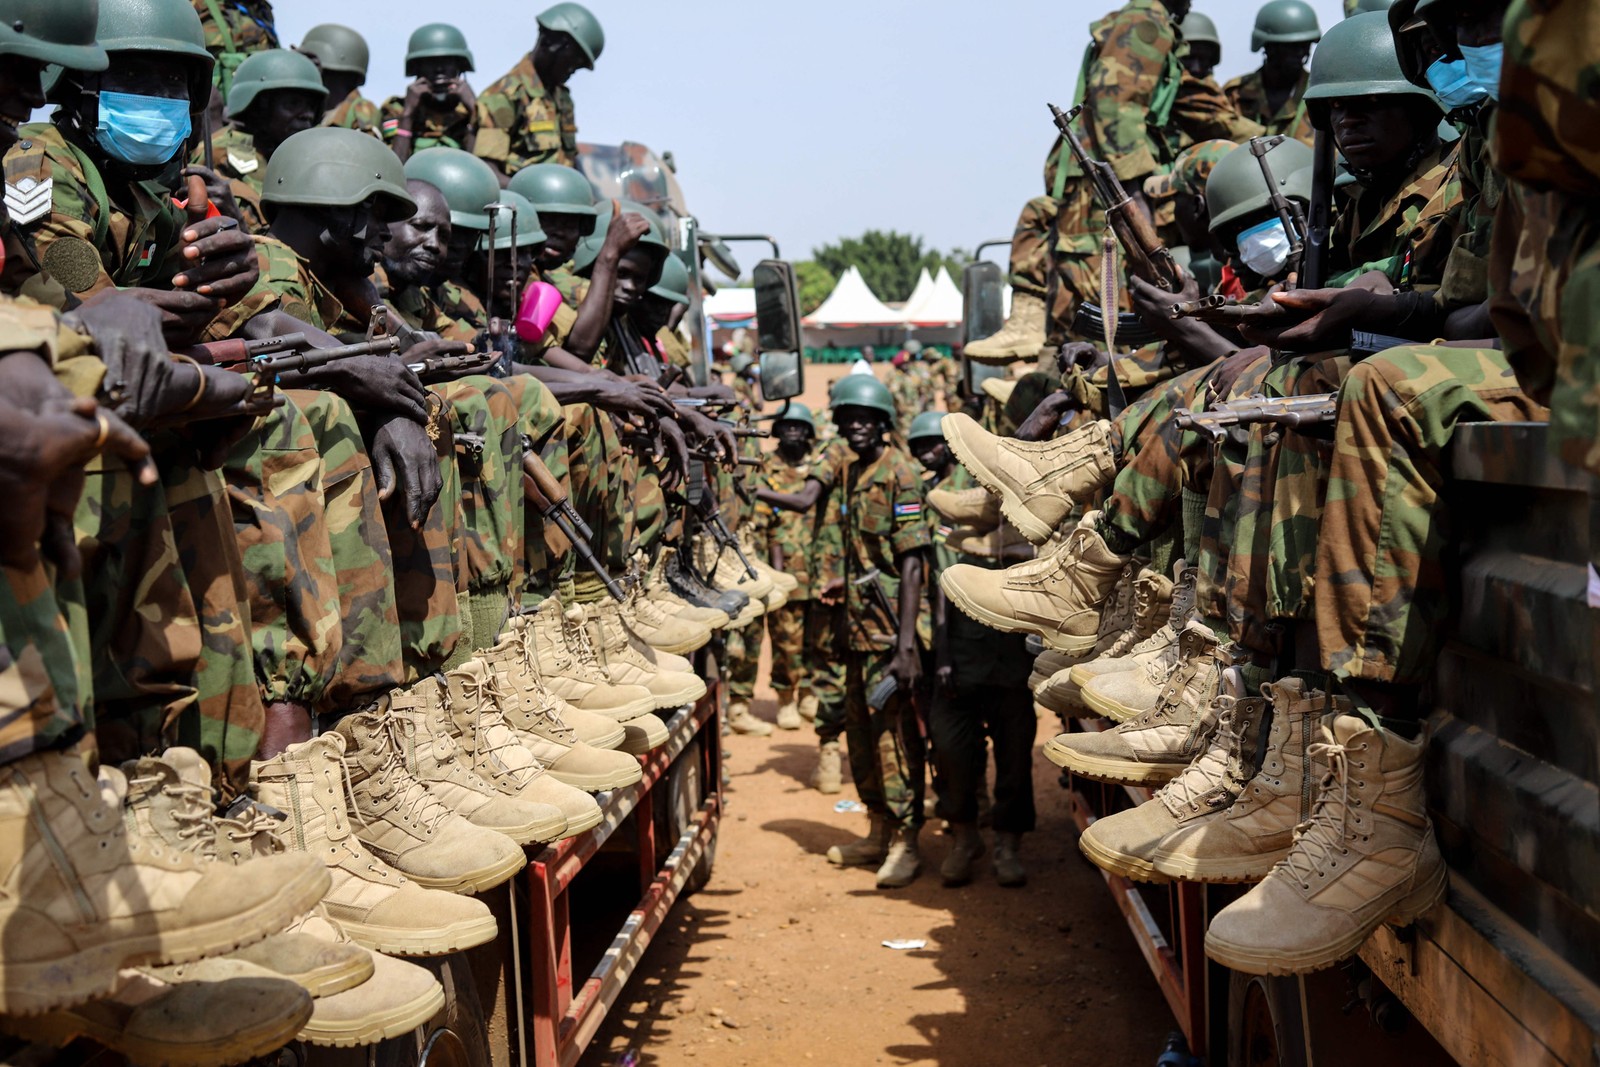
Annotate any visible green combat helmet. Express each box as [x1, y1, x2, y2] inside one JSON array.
[[405, 23, 474, 76], [1205, 137, 1314, 236], [1251, 0, 1323, 49], [1301, 11, 1440, 131], [262, 126, 417, 220], [508, 163, 598, 218], [1180, 11, 1222, 47], [536, 3, 604, 69], [570, 199, 669, 273], [486, 189, 547, 250], [829, 375, 896, 421], [298, 24, 370, 81], [730, 352, 755, 376], [908, 411, 945, 442], [1349, 0, 1395, 12], [0, 0, 107, 70], [226, 48, 329, 119], [774, 402, 816, 433], [649, 253, 693, 306], [78, 0, 213, 108], [404, 147, 502, 230]]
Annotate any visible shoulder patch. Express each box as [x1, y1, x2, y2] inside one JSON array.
[[4, 175, 52, 226], [41, 237, 102, 294], [893, 501, 922, 521], [226, 150, 259, 175]]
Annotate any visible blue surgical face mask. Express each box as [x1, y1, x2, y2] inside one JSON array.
[[1236, 217, 1291, 279], [1425, 56, 1490, 111], [94, 90, 192, 166], [1458, 42, 1504, 102]]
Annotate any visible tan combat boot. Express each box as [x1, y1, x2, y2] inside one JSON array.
[[384, 682, 571, 844], [812, 740, 844, 793], [482, 617, 627, 750], [826, 813, 889, 866], [1042, 623, 1225, 785], [1077, 674, 1268, 882], [1030, 648, 1084, 692], [940, 822, 985, 886], [1204, 715, 1447, 975], [0, 748, 329, 1017], [941, 414, 1117, 543], [443, 661, 605, 835], [964, 289, 1046, 364], [334, 708, 528, 894], [525, 604, 658, 722], [625, 582, 714, 655], [774, 687, 804, 731], [1148, 680, 1348, 883], [1070, 562, 1198, 720], [798, 691, 820, 723], [939, 511, 1128, 652], [252, 735, 500, 957], [479, 651, 645, 792], [0, 968, 314, 1066], [876, 826, 922, 889], [700, 536, 774, 602], [584, 599, 708, 709], [944, 522, 1034, 561], [726, 698, 773, 737], [927, 485, 1001, 529]]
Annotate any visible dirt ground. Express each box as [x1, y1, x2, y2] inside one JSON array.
[[580, 357, 1173, 1066]]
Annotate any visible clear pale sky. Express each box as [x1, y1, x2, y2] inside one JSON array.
[[273, 0, 1348, 267]]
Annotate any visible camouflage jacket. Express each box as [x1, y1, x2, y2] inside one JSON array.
[[1437, 103, 1503, 309], [433, 278, 488, 337], [6, 123, 188, 297], [380, 95, 476, 152], [192, 0, 278, 99], [189, 125, 268, 233], [371, 263, 476, 342], [1329, 140, 1460, 290], [324, 91, 383, 137], [1044, 0, 1186, 195], [1173, 71, 1266, 147], [210, 235, 346, 336], [1495, 0, 1600, 201], [761, 448, 817, 598], [811, 443, 931, 652], [545, 262, 588, 308], [473, 54, 576, 176], [1222, 69, 1314, 147], [888, 364, 934, 435]]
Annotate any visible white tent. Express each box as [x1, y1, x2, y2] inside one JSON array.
[[900, 268, 934, 319], [703, 286, 756, 328], [900, 266, 963, 327], [803, 266, 903, 327]]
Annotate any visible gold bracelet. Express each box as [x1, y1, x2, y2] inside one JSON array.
[[171, 353, 208, 412]]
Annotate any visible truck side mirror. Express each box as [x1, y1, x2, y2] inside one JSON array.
[[961, 261, 1008, 396], [700, 236, 742, 281], [754, 259, 804, 402]]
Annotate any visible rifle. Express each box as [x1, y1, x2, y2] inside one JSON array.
[[1248, 134, 1309, 289], [1169, 294, 1270, 324], [1174, 392, 1338, 440], [181, 334, 403, 406], [522, 449, 624, 601], [695, 493, 759, 580], [1071, 301, 1160, 348], [610, 314, 664, 382], [1048, 102, 1183, 293], [852, 567, 902, 642], [1302, 130, 1335, 290]]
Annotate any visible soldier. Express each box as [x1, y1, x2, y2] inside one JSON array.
[[760, 403, 820, 731], [191, 0, 276, 104], [474, 2, 603, 182], [401, 147, 505, 337], [758, 375, 931, 888], [1178, 10, 1222, 79], [383, 23, 478, 162], [195, 47, 328, 232], [1224, 0, 1323, 146], [297, 23, 380, 135]]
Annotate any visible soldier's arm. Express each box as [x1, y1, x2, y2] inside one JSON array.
[[1171, 70, 1265, 144], [471, 89, 514, 182], [1084, 7, 1179, 182]]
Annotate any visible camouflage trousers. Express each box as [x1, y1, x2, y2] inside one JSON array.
[[808, 600, 846, 744], [766, 599, 808, 692], [1101, 365, 1215, 547], [1317, 346, 1545, 684], [560, 403, 632, 574], [0, 561, 86, 763], [1008, 181, 1124, 337], [844, 647, 926, 831], [723, 618, 761, 704]]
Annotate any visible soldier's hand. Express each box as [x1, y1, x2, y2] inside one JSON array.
[[180, 166, 247, 230], [402, 77, 431, 114], [304, 354, 431, 424], [68, 292, 196, 426], [890, 645, 922, 692], [1204, 345, 1272, 405], [679, 408, 738, 467], [1055, 341, 1107, 376], [451, 77, 476, 111], [370, 413, 443, 529], [818, 577, 845, 606], [657, 416, 690, 491], [406, 337, 485, 382], [597, 201, 651, 264], [1131, 273, 1196, 333], [1013, 391, 1078, 443], [1238, 286, 1377, 351], [591, 375, 671, 423], [0, 392, 155, 577], [171, 216, 258, 306]]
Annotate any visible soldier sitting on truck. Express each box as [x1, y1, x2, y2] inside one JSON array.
[[383, 22, 479, 162]]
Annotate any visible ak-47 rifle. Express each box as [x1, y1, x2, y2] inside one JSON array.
[[1169, 294, 1266, 324], [521, 449, 624, 601], [694, 491, 759, 580], [181, 334, 404, 407], [1248, 134, 1309, 289], [853, 567, 906, 708], [1302, 130, 1334, 291], [1174, 392, 1338, 440]]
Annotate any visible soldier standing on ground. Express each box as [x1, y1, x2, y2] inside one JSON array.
[[762, 403, 821, 732]]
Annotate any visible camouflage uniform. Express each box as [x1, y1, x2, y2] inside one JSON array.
[[1174, 70, 1267, 146], [192, 0, 278, 99], [189, 125, 269, 233], [761, 448, 816, 693], [806, 439, 852, 744], [888, 364, 933, 436], [323, 90, 382, 137], [473, 54, 576, 177], [1222, 70, 1315, 147], [810, 444, 931, 831], [372, 264, 476, 343], [380, 96, 475, 152], [925, 466, 1036, 831]]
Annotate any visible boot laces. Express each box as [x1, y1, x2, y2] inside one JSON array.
[[1156, 700, 1243, 813], [460, 670, 542, 781], [1012, 528, 1088, 587], [1276, 739, 1356, 889], [510, 625, 564, 716], [350, 715, 450, 835], [563, 611, 607, 676], [131, 773, 219, 859]]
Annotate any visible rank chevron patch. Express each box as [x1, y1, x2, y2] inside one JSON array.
[[227, 150, 259, 175], [4, 176, 52, 226]]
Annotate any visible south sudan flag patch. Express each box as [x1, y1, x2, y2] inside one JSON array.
[[894, 502, 922, 520]]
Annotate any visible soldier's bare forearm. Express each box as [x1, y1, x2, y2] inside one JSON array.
[[896, 550, 923, 654]]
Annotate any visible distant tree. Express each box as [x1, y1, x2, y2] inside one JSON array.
[[794, 260, 836, 314], [812, 230, 972, 302]]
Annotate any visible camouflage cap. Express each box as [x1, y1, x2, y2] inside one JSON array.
[[1144, 139, 1236, 199]]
